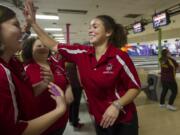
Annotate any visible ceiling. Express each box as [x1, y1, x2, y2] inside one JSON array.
[[1, 0, 180, 43]]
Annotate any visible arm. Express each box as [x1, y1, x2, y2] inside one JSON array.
[[31, 23, 58, 51], [32, 80, 49, 96], [24, 0, 86, 64], [23, 82, 66, 135], [24, 0, 57, 51], [0, 81, 66, 135], [23, 108, 64, 135], [114, 88, 140, 108], [100, 53, 141, 128], [65, 84, 74, 105], [115, 52, 141, 107], [26, 66, 54, 96]]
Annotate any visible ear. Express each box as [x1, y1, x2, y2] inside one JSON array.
[[105, 30, 112, 38]]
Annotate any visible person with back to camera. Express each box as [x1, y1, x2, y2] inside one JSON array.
[[0, 4, 67, 135], [22, 37, 74, 135], [24, 1, 141, 134], [159, 48, 179, 111]]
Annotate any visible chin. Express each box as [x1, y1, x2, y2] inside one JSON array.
[[90, 40, 97, 44]]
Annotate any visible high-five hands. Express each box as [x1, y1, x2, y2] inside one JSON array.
[[24, 0, 36, 25]]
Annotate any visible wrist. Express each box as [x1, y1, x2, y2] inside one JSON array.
[[112, 100, 124, 111], [31, 22, 37, 27], [55, 104, 66, 114]]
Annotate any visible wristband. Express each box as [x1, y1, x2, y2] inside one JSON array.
[[112, 101, 126, 114]]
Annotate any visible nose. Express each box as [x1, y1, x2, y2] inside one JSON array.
[[88, 28, 93, 35]]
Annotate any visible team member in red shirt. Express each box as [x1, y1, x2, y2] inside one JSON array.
[[22, 37, 73, 135], [25, 1, 141, 135], [0, 4, 67, 135]]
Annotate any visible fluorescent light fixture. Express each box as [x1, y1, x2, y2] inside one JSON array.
[[44, 28, 62, 31], [57, 40, 66, 43], [56, 39, 66, 41], [36, 14, 59, 20], [53, 34, 64, 37], [31, 33, 37, 37], [55, 37, 65, 40]]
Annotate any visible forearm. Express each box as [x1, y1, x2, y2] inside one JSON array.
[[31, 23, 58, 51], [22, 108, 65, 135], [116, 89, 140, 106]]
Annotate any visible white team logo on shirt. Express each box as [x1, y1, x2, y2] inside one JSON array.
[[103, 63, 114, 74], [55, 65, 65, 76]]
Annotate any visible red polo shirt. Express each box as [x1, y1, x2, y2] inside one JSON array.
[[25, 56, 68, 134], [0, 57, 33, 135], [57, 44, 141, 124]]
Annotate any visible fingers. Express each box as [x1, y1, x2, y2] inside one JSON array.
[[26, 0, 34, 15], [100, 105, 119, 128], [40, 67, 54, 81], [25, 0, 36, 20], [100, 116, 116, 128], [41, 71, 52, 78], [109, 117, 116, 126], [48, 82, 64, 96], [40, 67, 52, 74], [50, 94, 56, 100]]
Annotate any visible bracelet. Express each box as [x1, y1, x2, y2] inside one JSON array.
[[112, 101, 126, 114], [112, 101, 123, 110]]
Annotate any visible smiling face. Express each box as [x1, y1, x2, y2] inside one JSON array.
[[88, 18, 112, 46], [0, 17, 22, 55], [32, 39, 50, 60]]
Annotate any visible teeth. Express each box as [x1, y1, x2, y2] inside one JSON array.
[[18, 39, 23, 42], [89, 35, 95, 38]]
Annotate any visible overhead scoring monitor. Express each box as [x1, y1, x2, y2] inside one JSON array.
[[152, 11, 171, 29], [133, 22, 144, 33]]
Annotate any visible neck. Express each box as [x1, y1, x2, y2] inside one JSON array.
[[94, 41, 108, 61], [94, 40, 108, 56], [0, 51, 14, 63], [33, 55, 48, 65]]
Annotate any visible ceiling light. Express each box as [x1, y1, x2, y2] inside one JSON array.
[[56, 40, 66, 43], [55, 37, 65, 40], [44, 28, 62, 31], [36, 14, 59, 20], [31, 33, 37, 37], [53, 34, 64, 37]]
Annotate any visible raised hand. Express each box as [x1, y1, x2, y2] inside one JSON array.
[[24, 0, 36, 25]]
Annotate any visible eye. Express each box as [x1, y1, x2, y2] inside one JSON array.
[[93, 26, 97, 29], [37, 44, 42, 47], [14, 23, 20, 28]]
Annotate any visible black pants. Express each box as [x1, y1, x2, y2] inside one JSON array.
[[94, 112, 138, 135], [160, 81, 178, 105], [69, 86, 82, 126]]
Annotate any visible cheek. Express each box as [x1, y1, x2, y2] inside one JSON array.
[[2, 28, 20, 42]]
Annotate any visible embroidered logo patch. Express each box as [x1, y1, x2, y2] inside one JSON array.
[[103, 63, 114, 74]]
